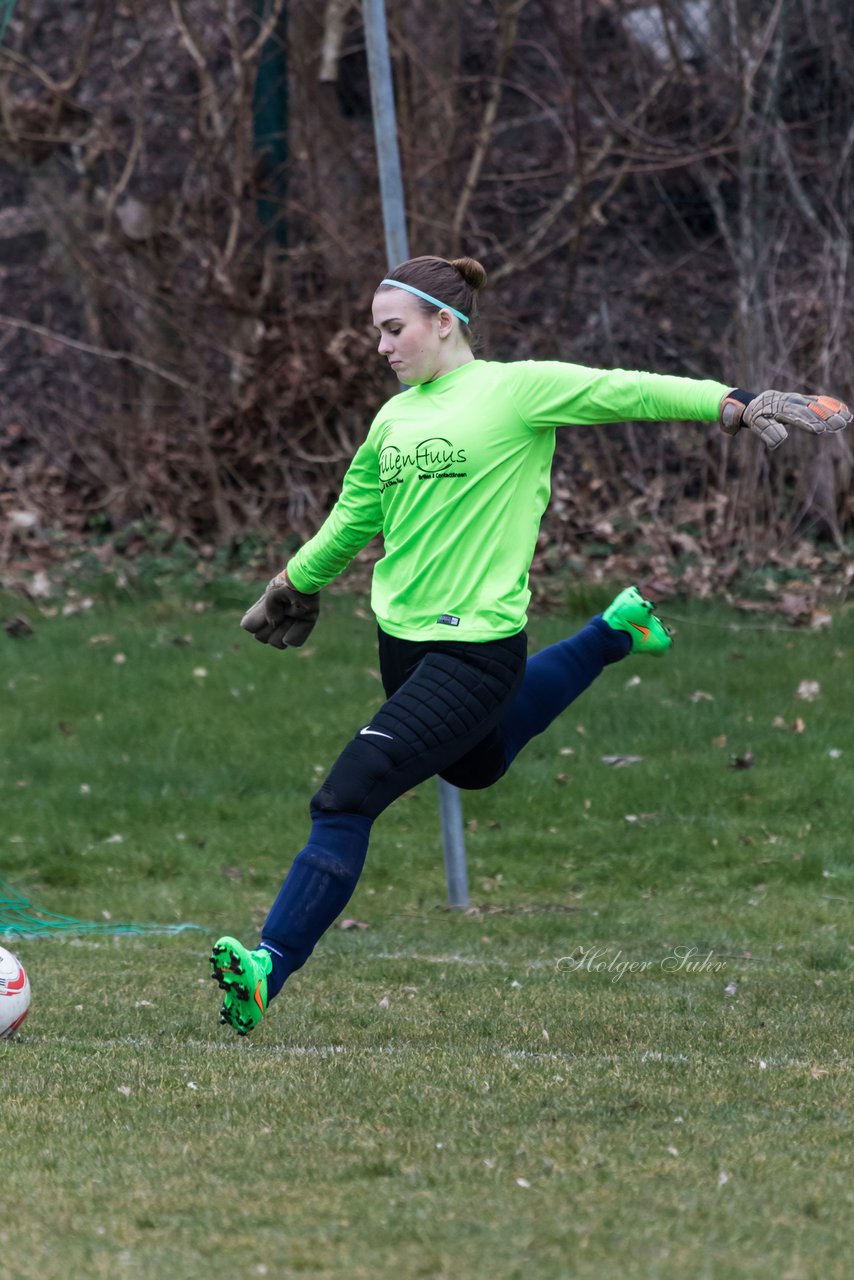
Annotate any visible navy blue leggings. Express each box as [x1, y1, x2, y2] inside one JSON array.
[[311, 618, 630, 819], [260, 617, 629, 991], [310, 627, 528, 819]]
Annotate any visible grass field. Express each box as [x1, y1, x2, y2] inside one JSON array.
[[1, 577, 852, 1279]]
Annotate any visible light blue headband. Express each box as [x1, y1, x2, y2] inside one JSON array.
[[379, 278, 469, 325]]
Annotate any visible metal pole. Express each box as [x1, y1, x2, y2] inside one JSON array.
[[438, 775, 470, 909], [362, 0, 408, 268], [362, 0, 469, 909]]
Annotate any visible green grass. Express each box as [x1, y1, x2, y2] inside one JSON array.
[[1, 581, 852, 1279]]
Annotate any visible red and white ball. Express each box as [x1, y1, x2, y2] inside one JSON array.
[[0, 945, 31, 1038]]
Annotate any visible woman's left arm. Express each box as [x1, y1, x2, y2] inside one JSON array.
[[504, 361, 851, 448]]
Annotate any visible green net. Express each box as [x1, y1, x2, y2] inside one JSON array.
[[0, 875, 205, 939]]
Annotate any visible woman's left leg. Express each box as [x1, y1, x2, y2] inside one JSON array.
[[440, 615, 629, 790], [442, 585, 672, 791], [500, 615, 631, 767]]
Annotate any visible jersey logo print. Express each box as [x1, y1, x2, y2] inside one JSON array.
[[360, 727, 394, 740]]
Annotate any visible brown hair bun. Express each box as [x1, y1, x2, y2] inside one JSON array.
[[449, 257, 488, 291]]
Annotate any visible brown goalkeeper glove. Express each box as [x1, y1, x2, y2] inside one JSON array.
[[240, 573, 319, 649], [719, 389, 852, 451]]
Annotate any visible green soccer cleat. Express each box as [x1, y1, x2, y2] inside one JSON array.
[[210, 936, 272, 1036], [602, 585, 672, 656]]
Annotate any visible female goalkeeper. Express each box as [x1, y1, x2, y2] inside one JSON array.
[[211, 254, 850, 1035]]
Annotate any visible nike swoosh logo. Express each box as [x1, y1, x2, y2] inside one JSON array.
[[629, 621, 651, 640], [360, 727, 394, 739]]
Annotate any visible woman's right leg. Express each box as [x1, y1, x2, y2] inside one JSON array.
[[211, 631, 525, 1033]]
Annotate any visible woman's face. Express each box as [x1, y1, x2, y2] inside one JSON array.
[[371, 288, 447, 385]]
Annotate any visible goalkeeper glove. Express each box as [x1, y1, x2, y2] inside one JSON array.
[[240, 573, 319, 649], [719, 389, 852, 450]]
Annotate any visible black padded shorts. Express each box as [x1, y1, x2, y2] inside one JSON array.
[[310, 627, 527, 820]]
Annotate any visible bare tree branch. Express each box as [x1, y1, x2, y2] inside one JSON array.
[[169, 0, 226, 138], [451, 0, 531, 251], [0, 314, 216, 400], [242, 0, 287, 66], [320, 0, 355, 82]]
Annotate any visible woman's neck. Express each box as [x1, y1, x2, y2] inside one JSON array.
[[430, 345, 476, 382]]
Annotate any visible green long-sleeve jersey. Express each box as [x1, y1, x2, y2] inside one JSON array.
[[286, 359, 728, 641]]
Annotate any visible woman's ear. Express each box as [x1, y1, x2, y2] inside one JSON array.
[[437, 309, 455, 339]]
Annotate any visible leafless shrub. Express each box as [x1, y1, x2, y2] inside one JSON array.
[[0, 0, 851, 580]]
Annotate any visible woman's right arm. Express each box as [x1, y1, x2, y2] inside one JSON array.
[[285, 436, 384, 593]]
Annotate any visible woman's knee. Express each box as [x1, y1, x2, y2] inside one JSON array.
[[439, 742, 508, 791]]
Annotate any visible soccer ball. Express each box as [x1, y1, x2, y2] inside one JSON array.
[[0, 946, 31, 1038]]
